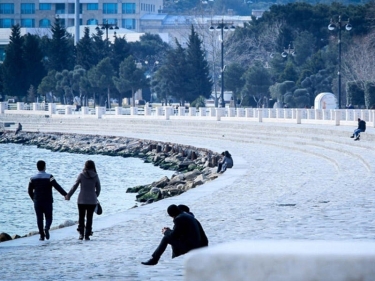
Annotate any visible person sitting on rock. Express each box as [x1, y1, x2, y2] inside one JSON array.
[[141, 204, 204, 266], [15, 123, 22, 135], [217, 150, 233, 173]]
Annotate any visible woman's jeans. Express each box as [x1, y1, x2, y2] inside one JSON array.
[[77, 204, 96, 237]]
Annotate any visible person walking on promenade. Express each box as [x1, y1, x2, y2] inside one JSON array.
[[350, 118, 366, 141], [28, 160, 67, 241], [217, 150, 234, 173], [66, 160, 101, 240], [141, 204, 205, 266]]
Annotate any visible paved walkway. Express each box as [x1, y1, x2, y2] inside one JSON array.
[[1, 118, 374, 281]]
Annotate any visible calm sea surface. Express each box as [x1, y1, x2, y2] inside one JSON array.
[[0, 143, 174, 236]]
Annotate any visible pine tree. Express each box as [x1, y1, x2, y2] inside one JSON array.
[[186, 25, 213, 102], [23, 34, 46, 96], [45, 17, 74, 72], [2, 25, 25, 99], [76, 27, 96, 70]]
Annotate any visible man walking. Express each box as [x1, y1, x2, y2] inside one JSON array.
[[350, 118, 366, 141], [141, 204, 204, 265], [28, 160, 67, 241]]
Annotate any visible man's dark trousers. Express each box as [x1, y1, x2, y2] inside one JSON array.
[[34, 202, 53, 235]]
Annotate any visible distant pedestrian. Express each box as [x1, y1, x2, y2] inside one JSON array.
[[15, 123, 22, 135], [65, 160, 101, 240], [350, 118, 366, 141], [141, 204, 205, 266], [28, 160, 67, 241]]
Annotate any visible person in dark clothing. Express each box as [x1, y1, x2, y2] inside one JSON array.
[[15, 123, 22, 135], [66, 160, 101, 240], [28, 160, 67, 241], [350, 118, 366, 141], [178, 204, 208, 248], [217, 150, 234, 173], [141, 204, 203, 266]]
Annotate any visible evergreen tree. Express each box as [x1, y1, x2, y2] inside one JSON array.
[[153, 39, 190, 105], [2, 25, 25, 99], [92, 28, 106, 65], [23, 34, 46, 96], [88, 58, 115, 108], [110, 36, 131, 74], [113, 55, 147, 107], [37, 70, 57, 103], [242, 62, 273, 107], [76, 27, 96, 70], [186, 25, 212, 102], [45, 17, 74, 72]]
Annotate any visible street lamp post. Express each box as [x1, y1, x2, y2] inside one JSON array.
[[209, 20, 235, 108], [281, 43, 296, 58], [96, 20, 119, 41], [328, 16, 352, 109]]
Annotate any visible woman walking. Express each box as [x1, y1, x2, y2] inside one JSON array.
[[66, 160, 101, 240]]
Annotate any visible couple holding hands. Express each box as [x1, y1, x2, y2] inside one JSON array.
[[28, 160, 101, 241]]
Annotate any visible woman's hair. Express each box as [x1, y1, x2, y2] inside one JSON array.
[[225, 151, 231, 157], [84, 160, 96, 172]]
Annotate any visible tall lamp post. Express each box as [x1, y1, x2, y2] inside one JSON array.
[[96, 20, 119, 41], [209, 20, 235, 108], [328, 16, 352, 109]]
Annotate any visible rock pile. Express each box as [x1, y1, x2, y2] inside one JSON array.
[[0, 130, 221, 202]]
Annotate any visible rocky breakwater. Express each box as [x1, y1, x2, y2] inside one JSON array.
[[0, 130, 221, 241]]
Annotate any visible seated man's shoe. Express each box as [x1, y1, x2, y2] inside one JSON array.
[[354, 136, 360, 141], [39, 235, 45, 241], [44, 229, 50, 240], [350, 135, 354, 138], [141, 258, 158, 266]]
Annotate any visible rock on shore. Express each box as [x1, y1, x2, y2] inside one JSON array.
[[0, 130, 222, 241]]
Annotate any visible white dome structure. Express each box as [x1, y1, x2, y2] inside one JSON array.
[[314, 92, 337, 109]]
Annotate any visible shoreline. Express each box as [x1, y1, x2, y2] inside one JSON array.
[[0, 130, 221, 242]]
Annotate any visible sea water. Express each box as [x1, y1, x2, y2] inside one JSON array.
[[0, 143, 174, 236]]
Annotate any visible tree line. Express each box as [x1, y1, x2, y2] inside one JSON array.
[[0, 1, 374, 108]]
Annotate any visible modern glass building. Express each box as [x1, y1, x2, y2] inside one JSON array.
[[0, 0, 163, 31]]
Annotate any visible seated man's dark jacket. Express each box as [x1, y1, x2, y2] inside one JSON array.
[[164, 212, 202, 257], [358, 120, 366, 131], [28, 171, 67, 204]]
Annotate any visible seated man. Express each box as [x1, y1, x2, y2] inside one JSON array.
[[350, 118, 366, 141], [141, 204, 203, 266]]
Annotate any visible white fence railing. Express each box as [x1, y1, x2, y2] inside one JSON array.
[[1, 102, 374, 127]]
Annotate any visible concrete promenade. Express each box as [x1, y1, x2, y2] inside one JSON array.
[[0, 116, 374, 281]]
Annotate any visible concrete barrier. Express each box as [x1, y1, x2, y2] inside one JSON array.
[[185, 240, 375, 281]]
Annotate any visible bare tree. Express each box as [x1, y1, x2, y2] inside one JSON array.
[[342, 31, 375, 91]]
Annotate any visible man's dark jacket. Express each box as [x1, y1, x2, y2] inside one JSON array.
[[358, 119, 366, 131], [165, 212, 202, 258], [28, 171, 67, 204]]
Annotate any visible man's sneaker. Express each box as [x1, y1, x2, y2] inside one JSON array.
[[44, 229, 50, 240], [79, 235, 84, 240], [141, 258, 158, 266], [84, 236, 90, 241], [354, 136, 360, 141], [350, 135, 354, 138], [39, 235, 45, 241]]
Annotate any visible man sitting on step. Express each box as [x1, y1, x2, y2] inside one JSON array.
[[350, 118, 366, 141]]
